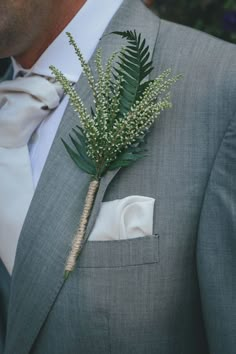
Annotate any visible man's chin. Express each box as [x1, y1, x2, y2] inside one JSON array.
[[0, 43, 15, 60]]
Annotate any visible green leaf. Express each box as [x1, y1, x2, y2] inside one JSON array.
[[61, 139, 95, 175], [69, 135, 95, 169], [112, 30, 154, 116], [125, 48, 139, 57], [108, 153, 146, 171], [140, 67, 154, 81], [108, 159, 132, 170], [139, 38, 146, 53], [90, 107, 95, 117], [119, 87, 135, 101], [114, 68, 137, 87], [71, 129, 91, 159], [142, 62, 153, 74], [72, 128, 89, 156], [119, 53, 139, 65], [140, 46, 150, 62], [118, 152, 147, 161], [137, 81, 151, 97], [119, 63, 139, 80]]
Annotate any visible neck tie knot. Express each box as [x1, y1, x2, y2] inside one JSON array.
[[0, 75, 64, 148]]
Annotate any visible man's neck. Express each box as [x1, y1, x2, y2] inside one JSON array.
[[14, 0, 87, 69]]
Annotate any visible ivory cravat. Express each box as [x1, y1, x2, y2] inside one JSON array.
[[0, 75, 63, 274]]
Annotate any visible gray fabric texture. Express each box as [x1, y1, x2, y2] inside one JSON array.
[[1, 0, 236, 353]]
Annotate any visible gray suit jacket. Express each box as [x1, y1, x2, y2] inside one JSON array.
[[1, 0, 236, 353]]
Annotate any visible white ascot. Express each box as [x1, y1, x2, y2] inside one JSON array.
[[0, 75, 63, 274], [88, 196, 155, 241]]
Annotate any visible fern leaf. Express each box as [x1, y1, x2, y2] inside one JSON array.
[[69, 135, 95, 169], [61, 139, 96, 175], [112, 30, 154, 116]]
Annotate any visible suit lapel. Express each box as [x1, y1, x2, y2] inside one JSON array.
[[4, 1, 160, 353]]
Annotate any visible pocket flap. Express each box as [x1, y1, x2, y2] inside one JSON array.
[[78, 235, 159, 268]]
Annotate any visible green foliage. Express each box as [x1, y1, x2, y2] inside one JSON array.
[[154, 0, 236, 44], [112, 31, 153, 115], [61, 126, 96, 175], [50, 31, 180, 180]]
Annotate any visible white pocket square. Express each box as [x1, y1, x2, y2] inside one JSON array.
[[88, 196, 155, 241]]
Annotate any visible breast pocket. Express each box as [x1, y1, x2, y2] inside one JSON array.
[[77, 234, 159, 268]]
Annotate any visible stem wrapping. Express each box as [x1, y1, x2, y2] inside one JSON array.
[[64, 179, 100, 278]]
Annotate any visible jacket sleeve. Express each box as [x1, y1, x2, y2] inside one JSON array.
[[197, 113, 236, 353]]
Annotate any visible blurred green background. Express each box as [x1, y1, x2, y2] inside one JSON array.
[[152, 0, 236, 43]]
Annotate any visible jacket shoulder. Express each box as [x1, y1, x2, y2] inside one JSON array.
[[152, 18, 236, 119], [154, 18, 236, 73]]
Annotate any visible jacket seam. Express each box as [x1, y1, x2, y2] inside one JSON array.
[[196, 111, 236, 235]]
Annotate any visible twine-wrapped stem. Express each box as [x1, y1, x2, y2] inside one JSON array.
[[64, 179, 100, 278]]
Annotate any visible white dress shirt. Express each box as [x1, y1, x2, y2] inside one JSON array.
[[3, 0, 123, 273]]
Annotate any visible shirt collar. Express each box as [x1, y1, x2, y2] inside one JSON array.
[[11, 0, 123, 82]]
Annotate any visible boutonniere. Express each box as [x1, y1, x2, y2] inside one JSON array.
[[50, 30, 181, 279]]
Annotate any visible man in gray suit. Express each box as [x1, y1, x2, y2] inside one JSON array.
[[0, 0, 235, 353]]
